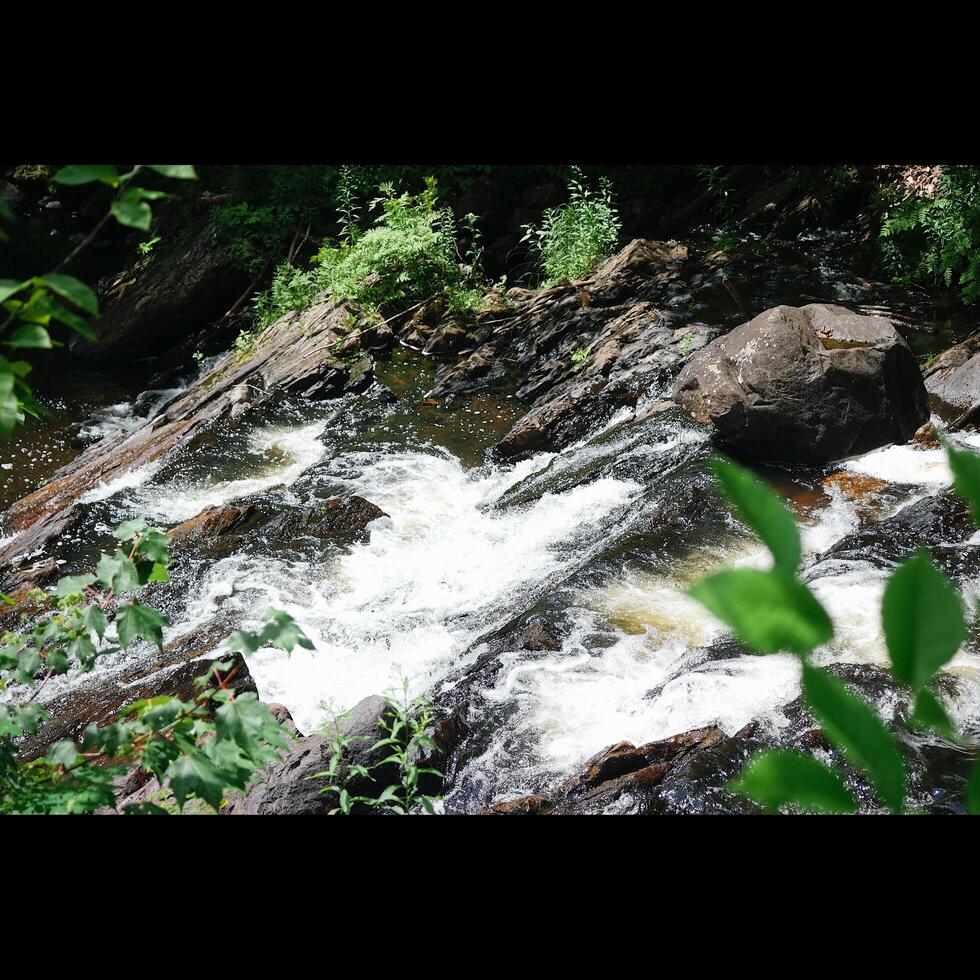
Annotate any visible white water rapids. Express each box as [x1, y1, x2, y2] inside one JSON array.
[[32, 382, 980, 806]]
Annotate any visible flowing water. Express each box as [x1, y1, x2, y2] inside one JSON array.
[[6, 233, 980, 813]]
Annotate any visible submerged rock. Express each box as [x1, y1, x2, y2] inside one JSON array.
[[167, 503, 255, 549], [672, 303, 929, 464], [262, 495, 387, 546]]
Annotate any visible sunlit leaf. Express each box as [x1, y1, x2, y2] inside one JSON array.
[[688, 568, 832, 654], [803, 664, 906, 812], [712, 457, 800, 573], [882, 548, 965, 689], [729, 749, 857, 814]]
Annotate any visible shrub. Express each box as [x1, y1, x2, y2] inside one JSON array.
[[879, 165, 980, 304], [521, 167, 621, 285], [250, 175, 486, 332]]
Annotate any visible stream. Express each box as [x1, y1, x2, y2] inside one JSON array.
[[5, 230, 980, 814]]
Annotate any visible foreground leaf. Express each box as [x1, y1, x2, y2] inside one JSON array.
[[910, 688, 956, 740], [36, 274, 99, 315], [882, 548, 965, 689], [52, 164, 118, 186], [730, 750, 856, 814], [147, 164, 197, 180], [688, 568, 832, 654], [712, 457, 800, 573], [803, 664, 906, 812], [947, 442, 980, 526], [116, 601, 169, 649]]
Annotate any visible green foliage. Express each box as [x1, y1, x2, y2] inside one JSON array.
[[691, 450, 980, 814], [879, 166, 980, 303], [711, 458, 801, 574], [0, 164, 196, 436], [251, 176, 487, 331], [521, 167, 621, 285], [689, 567, 833, 655], [730, 750, 857, 814], [0, 519, 312, 814], [881, 547, 966, 689], [315, 680, 442, 815], [0, 167, 314, 815]]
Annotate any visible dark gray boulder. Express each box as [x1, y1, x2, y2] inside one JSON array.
[[672, 303, 929, 464], [225, 694, 393, 815]]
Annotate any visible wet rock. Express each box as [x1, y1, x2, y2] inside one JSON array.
[[673, 304, 929, 464], [816, 491, 979, 580], [0, 298, 367, 570], [167, 503, 255, 549], [922, 331, 980, 424], [914, 420, 941, 448], [266, 703, 301, 738], [226, 694, 397, 815], [419, 240, 698, 455], [423, 323, 471, 357], [20, 621, 255, 761], [520, 623, 561, 652], [482, 725, 737, 815], [262, 495, 387, 546], [486, 795, 554, 815]]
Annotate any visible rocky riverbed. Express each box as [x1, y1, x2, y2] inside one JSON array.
[[4, 223, 980, 814]]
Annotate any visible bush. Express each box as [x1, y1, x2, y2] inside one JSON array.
[[251, 175, 486, 331], [879, 165, 980, 304], [521, 167, 621, 286]]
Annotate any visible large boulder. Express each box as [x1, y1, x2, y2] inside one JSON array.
[[672, 303, 929, 464], [922, 331, 980, 424], [225, 695, 394, 815]]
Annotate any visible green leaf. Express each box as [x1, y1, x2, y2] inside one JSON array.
[[688, 568, 833, 654], [83, 604, 108, 639], [113, 518, 148, 541], [96, 550, 140, 594], [53, 572, 96, 597], [167, 751, 226, 810], [46, 739, 82, 769], [111, 195, 152, 231], [730, 749, 857, 814], [36, 274, 99, 315], [52, 164, 119, 186], [947, 442, 980, 526], [147, 165, 197, 180], [882, 548, 965, 689], [910, 688, 956, 740], [116, 601, 169, 649], [802, 664, 906, 812], [0, 279, 24, 304], [6, 324, 52, 349], [712, 457, 801, 573], [0, 370, 24, 435]]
